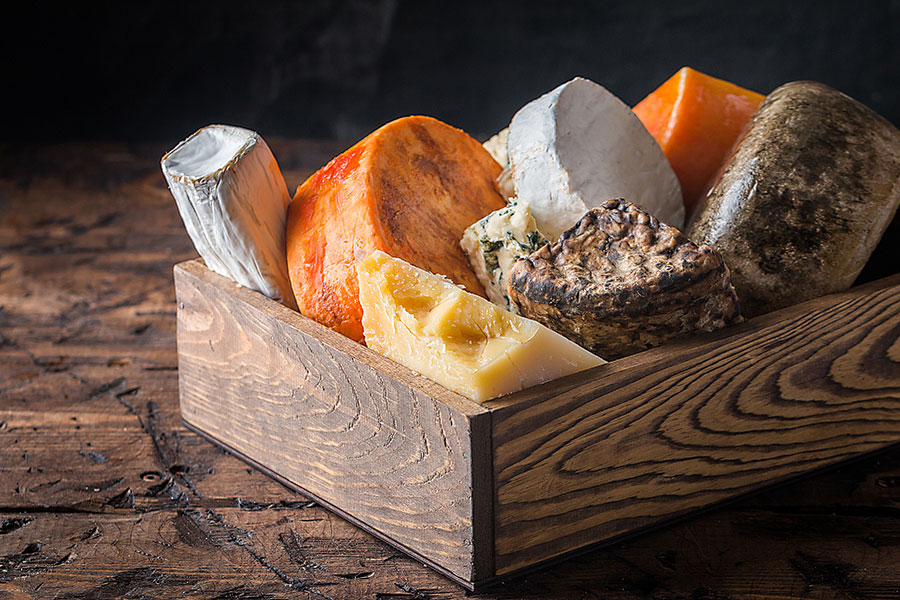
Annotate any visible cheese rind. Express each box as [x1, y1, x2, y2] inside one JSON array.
[[162, 125, 296, 308], [357, 251, 605, 403], [460, 200, 548, 312], [508, 77, 684, 239]]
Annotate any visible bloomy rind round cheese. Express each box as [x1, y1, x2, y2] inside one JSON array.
[[508, 77, 684, 240]]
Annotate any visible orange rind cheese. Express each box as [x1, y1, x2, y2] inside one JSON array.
[[286, 115, 506, 342], [634, 67, 764, 216]]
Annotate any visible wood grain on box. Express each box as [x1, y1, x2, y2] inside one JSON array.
[[174, 259, 494, 582], [175, 256, 900, 588], [487, 274, 900, 574]]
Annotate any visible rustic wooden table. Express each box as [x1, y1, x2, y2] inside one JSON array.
[[2, 140, 900, 599]]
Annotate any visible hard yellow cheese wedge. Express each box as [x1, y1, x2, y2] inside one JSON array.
[[357, 251, 606, 402]]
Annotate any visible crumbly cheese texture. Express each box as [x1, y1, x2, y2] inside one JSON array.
[[357, 251, 605, 403], [162, 125, 296, 308], [508, 77, 684, 239], [483, 127, 510, 168], [484, 128, 515, 200], [460, 200, 549, 312]]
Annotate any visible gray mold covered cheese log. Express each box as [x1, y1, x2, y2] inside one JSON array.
[[687, 81, 900, 317]]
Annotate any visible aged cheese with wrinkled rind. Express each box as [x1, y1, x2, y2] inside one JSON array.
[[357, 251, 605, 403], [460, 200, 549, 312], [162, 125, 296, 308], [509, 199, 741, 359], [508, 77, 683, 239]]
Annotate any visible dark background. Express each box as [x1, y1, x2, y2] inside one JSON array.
[[3, 1, 900, 144]]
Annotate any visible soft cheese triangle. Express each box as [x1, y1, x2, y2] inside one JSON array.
[[509, 77, 684, 239], [357, 251, 605, 403], [162, 125, 296, 308]]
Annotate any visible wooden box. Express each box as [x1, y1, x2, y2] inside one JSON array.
[[174, 259, 900, 590]]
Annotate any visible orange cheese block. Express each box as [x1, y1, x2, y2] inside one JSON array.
[[633, 67, 764, 216], [286, 115, 506, 343]]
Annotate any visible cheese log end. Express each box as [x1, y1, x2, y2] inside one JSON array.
[[162, 124, 296, 309]]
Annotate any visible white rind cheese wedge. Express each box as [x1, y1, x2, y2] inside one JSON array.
[[508, 77, 684, 239], [162, 125, 297, 309], [357, 251, 605, 403], [460, 200, 548, 312]]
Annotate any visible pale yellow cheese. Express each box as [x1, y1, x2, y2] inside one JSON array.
[[357, 251, 605, 403]]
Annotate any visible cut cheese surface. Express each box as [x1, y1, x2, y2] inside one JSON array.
[[286, 115, 505, 343], [460, 200, 548, 312], [508, 77, 683, 239], [483, 127, 510, 168], [357, 251, 605, 403], [162, 125, 296, 308], [633, 67, 765, 216]]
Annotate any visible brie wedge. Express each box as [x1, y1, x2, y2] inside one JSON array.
[[162, 125, 296, 308], [357, 251, 605, 403], [508, 77, 683, 239]]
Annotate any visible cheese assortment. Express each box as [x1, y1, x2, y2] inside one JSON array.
[[162, 125, 296, 308], [356, 251, 605, 402], [163, 69, 900, 403]]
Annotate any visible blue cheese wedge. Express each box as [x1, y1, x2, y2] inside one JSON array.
[[161, 125, 296, 309], [460, 200, 549, 312], [508, 77, 684, 239]]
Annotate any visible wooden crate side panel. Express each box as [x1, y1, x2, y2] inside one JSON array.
[[491, 280, 900, 575], [174, 262, 482, 580]]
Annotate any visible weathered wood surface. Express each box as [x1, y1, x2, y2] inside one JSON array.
[[488, 275, 900, 575], [175, 259, 492, 582], [1, 140, 900, 598]]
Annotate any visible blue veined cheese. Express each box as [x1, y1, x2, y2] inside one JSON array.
[[161, 125, 297, 309], [460, 200, 549, 312], [508, 77, 683, 239]]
